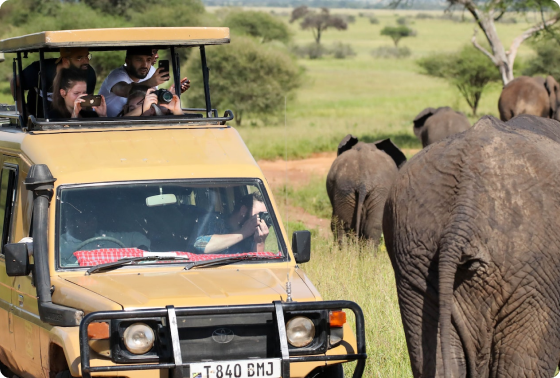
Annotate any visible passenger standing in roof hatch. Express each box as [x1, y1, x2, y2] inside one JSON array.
[[100, 47, 190, 117], [59, 202, 151, 265], [193, 193, 270, 254], [51, 69, 107, 118], [10, 47, 96, 118]]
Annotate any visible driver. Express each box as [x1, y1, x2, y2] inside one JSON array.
[[193, 192, 269, 254], [60, 202, 151, 264]]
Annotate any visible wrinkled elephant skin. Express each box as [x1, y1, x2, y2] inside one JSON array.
[[413, 107, 471, 148], [383, 115, 560, 377], [327, 135, 405, 246], [498, 76, 560, 121]]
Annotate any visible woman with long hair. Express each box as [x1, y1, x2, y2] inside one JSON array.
[[51, 68, 107, 118]]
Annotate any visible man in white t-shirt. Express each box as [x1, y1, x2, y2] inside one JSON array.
[[99, 47, 169, 117]]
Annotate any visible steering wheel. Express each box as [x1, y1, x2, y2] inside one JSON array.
[[75, 236, 126, 251]]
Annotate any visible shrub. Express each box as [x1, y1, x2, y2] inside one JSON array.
[[331, 42, 356, 59], [185, 36, 303, 126], [380, 25, 416, 47], [369, 16, 380, 24], [396, 16, 409, 25], [415, 12, 434, 19], [371, 46, 411, 59], [523, 38, 560, 80], [417, 45, 501, 115], [223, 10, 292, 44], [292, 42, 330, 59]]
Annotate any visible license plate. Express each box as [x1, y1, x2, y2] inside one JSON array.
[[189, 359, 281, 378]]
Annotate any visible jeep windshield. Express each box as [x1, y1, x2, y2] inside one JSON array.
[[57, 180, 285, 269]]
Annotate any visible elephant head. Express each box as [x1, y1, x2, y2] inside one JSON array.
[[545, 75, 560, 121], [337, 134, 407, 168], [412, 107, 437, 138]]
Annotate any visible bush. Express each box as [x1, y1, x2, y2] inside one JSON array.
[[369, 16, 380, 24], [497, 16, 517, 24], [417, 45, 501, 115], [371, 46, 411, 59], [292, 42, 330, 59], [523, 38, 560, 80], [223, 10, 291, 44], [396, 16, 410, 25], [185, 36, 303, 126], [415, 12, 434, 19], [380, 25, 416, 47], [331, 42, 356, 59]]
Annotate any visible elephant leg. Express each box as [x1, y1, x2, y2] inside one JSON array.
[[330, 214, 345, 247]]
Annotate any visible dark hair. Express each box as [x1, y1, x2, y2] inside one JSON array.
[[234, 192, 265, 213], [52, 68, 88, 118], [119, 84, 150, 116]]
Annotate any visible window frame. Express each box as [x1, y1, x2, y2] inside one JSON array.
[[0, 163, 19, 254], [54, 178, 289, 272]]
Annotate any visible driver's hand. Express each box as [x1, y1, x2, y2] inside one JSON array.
[[254, 218, 269, 244], [240, 215, 259, 238]]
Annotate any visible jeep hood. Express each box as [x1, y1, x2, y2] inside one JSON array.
[[62, 267, 318, 310]]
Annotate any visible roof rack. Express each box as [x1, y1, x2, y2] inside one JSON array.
[[0, 27, 230, 53]]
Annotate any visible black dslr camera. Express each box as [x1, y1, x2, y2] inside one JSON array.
[[258, 211, 273, 228], [154, 89, 173, 104]]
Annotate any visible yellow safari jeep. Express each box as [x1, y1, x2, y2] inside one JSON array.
[[0, 27, 366, 378]]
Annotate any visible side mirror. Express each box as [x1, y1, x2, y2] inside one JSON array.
[[292, 231, 311, 264], [5, 243, 31, 277]]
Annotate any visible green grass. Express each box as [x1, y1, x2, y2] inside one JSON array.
[[275, 175, 332, 219], [234, 9, 541, 160], [303, 237, 411, 377]]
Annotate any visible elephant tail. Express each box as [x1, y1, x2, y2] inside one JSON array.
[[354, 189, 366, 238], [438, 246, 459, 378]]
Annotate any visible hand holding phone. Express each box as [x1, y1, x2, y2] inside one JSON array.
[[80, 95, 102, 108], [158, 60, 170, 74]]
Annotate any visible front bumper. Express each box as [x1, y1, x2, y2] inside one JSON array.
[[79, 300, 367, 378]]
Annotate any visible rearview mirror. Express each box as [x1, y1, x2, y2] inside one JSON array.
[[5, 243, 31, 276], [292, 231, 311, 264], [146, 192, 177, 207]]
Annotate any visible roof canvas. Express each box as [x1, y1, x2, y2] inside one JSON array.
[[0, 27, 230, 53]]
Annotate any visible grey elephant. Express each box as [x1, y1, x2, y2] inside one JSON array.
[[327, 135, 406, 246], [383, 114, 560, 377], [498, 75, 560, 121], [412, 106, 471, 148]]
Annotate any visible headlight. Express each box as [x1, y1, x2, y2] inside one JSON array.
[[123, 323, 155, 354], [286, 316, 315, 348]]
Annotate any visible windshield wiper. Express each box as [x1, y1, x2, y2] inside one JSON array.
[[184, 255, 282, 271], [86, 255, 191, 275]]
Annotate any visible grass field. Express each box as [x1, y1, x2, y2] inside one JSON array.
[[224, 8, 541, 160]]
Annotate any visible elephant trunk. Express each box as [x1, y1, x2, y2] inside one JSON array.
[[354, 190, 366, 238], [439, 244, 461, 378]]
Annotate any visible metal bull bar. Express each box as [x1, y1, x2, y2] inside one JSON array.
[[79, 300, 367, 378]]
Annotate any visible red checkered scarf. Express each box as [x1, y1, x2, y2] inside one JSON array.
[[73, 248, 282, 267]]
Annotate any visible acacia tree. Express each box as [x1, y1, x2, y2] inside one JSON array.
[[290, 6, 347, 45], [395, 0, 559, 85], [380, 25, 416, 47]]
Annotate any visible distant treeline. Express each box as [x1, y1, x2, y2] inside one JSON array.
[[202, 0, 447, 10]]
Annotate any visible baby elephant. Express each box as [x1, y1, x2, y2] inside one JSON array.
[[413, 106, 471, 148], [326, 135, 406, 246]]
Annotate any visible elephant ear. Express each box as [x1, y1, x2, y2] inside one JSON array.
[[412, 107, 436, 137], [373, 139, 407, 168], [337, 134, 359, 156], [545, 76, 560, 119]]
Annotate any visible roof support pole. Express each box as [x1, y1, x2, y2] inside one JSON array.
[[170, 47, 181, 102], [16, 52, 26, 124], [38, 49, 49, 120], [199, 45, 212, 118]]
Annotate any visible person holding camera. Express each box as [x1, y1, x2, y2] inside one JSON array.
[[121, 86, 182, 117], [192, 192, 270, 254], [50, 68, 106, 118]]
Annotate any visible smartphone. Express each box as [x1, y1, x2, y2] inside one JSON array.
[[81, 95, 102, 108], [159, 59, 170, 74]]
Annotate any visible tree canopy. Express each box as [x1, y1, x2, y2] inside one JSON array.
[[185, 37, 303, 126], [380, 25, 416, 47], [417, 45, 501, 115], [223, 10, 291, 44], [290, 6, 347, 44]]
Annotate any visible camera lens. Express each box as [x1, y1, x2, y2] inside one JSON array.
[[156, 89, 173, 104]]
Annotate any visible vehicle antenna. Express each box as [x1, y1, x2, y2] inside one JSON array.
[[284, 95, 293, 303]]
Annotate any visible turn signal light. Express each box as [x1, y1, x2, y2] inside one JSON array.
[[329, 311, 346, 328], [88, 322, 110, 340]]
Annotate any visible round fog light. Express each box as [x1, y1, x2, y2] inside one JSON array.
[[123, 323, 155, 354], [286, 316, 315, 348]]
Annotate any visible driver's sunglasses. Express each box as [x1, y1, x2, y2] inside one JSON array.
[[73, 53, 92, 62]]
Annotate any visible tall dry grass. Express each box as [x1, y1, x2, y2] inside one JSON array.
[[301, 237, 412, 377]]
